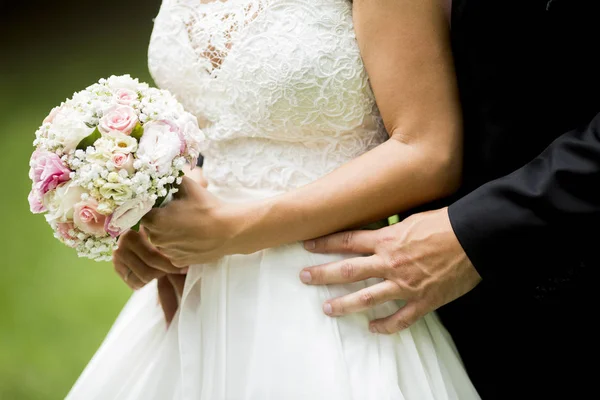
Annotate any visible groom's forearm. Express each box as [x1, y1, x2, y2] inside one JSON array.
[[229, 135, 461, 254], [448, 112, 600, 280]]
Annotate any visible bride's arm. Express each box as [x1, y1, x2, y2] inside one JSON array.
[[229, 0, 461, 254]]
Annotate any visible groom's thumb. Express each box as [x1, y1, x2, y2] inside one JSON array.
[[369, 302, 422, 334]]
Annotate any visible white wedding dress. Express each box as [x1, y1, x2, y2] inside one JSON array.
[[68, 0, 479, 398]]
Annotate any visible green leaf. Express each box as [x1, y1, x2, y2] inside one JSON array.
[[130, 122, 144, 142], [153, 194, 167, 208], [361, 219, 389, 231], [76, 127, 102, 150], [130, 221, 141, 232], [387, 214, 400, 225]]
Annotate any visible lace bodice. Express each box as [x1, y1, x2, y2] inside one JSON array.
[[148, 0, 387, 194]]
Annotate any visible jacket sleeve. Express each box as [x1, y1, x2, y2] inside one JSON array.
[[448, 112, 600, 280]]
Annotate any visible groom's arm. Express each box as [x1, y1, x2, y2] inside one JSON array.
[[448, 112, 600, 280]]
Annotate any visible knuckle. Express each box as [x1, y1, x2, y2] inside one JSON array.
[[375, 232, 395, 247], [387, 252, 410, 270], [340, 262, 354, 280], [359, 290, 375, 307], [394, 318, 411, 332], [341, 231, 354, 250]]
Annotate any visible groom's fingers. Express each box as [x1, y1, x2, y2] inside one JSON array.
[[322, 280, 401, 317], [304, 230, 378, 254], [369, 301, 424, 334], [300, 255, 383, 285]]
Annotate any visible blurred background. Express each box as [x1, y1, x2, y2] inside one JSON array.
[[0, 0, 161, 398]]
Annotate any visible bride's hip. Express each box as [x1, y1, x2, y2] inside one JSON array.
[[186, 242, 399, 320]]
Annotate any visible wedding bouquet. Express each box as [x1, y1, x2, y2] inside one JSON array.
[[27, 75, 205, 261]]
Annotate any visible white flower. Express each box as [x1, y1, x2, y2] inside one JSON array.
[[105, 197, 154, 237], [30, 74, 201, 262], [97, 201, 114, 215], [103, 131, 137, 154], [178, 113, 206, 161], [44, 181, 85, 223], [106, 75, 141, 91], [99, 182, 133, 203], [137, 121, 183, 175], [51, 107, 95, 152]]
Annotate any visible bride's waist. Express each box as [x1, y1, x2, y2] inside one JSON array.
[[202, 137, 378, 201]]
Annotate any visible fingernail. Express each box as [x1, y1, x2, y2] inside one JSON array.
[[369, 324, 377, 333], [304, 240, 315, 250], [323, 303, 333, 315], [180, 267, 189, 275], [300, 270, 312, 283]]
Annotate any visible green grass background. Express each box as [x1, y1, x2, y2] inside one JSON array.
[[0, 1, 161, 398]]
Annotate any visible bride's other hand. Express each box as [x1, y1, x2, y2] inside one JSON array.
[[157, 274, 186, 326], [142, 176, 242, 266], [112, 227, 186, 290]]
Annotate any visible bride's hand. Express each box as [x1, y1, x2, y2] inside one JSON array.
[[113, 227, 185, 290], [141, 176, 242, 266]]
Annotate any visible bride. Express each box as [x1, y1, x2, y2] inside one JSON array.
[[68, 0, 479, 398]]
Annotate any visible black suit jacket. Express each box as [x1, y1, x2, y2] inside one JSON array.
[[435, 1, 600, 398]]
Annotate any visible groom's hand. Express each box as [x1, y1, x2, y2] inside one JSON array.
[[300, 207, 481, 334]]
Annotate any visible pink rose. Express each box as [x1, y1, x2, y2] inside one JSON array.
[[56, 222, 78, 245], [73, 199, 107, 237], [115, 89, 138, 105], [28, 189, 46, 214], [99, 106, 138, 135], [177, 113, 205, 164], [111, 152, 134, 174], [29, 150, 71, 195]]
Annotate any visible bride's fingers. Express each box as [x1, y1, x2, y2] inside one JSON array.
[[322, 280, 402, 317], [136, 228, 184, 274], [121, 249, 163, 285], [157, 276, 178, 326], [300, 255, 383, 285], [113, 258, 144, 290]]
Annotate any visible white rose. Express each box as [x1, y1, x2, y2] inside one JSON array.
[[99, 182, 133, 203], [44, 181, 86, 223], [105, 197, 154, 237], [137, 121, 183, 175], [51, 108, 95, 152]]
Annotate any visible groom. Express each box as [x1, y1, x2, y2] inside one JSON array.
[[301, 1, 599, 398]]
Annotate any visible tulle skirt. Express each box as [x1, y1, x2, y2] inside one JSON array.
[[67, 186, 480, 400]]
